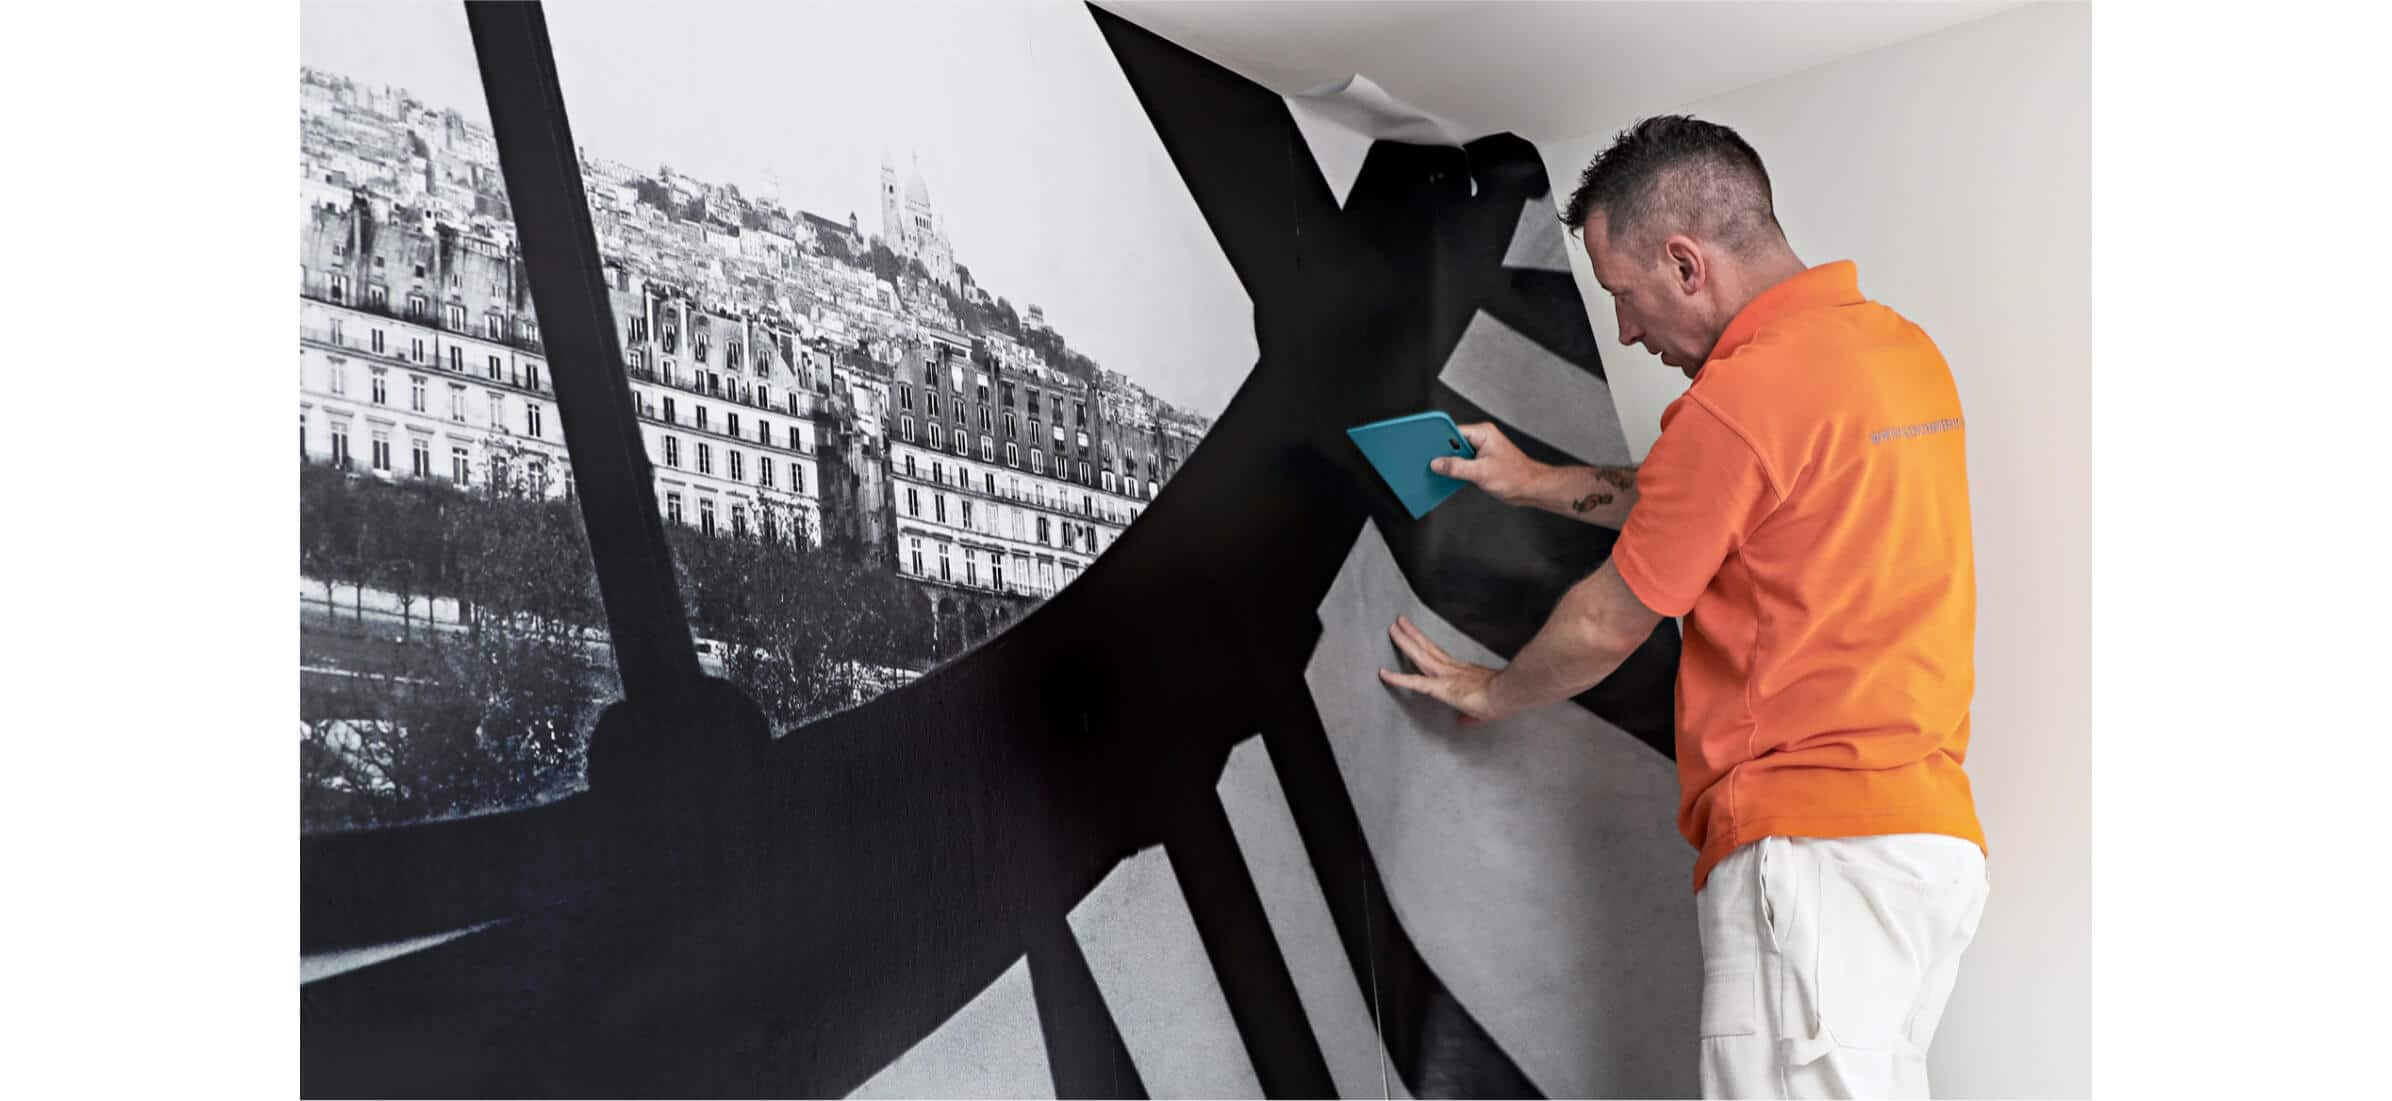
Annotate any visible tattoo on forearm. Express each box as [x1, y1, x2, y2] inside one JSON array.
[[1569, 466, 1636, 512]]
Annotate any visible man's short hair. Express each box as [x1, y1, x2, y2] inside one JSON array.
[[1560, 115, 1781, 255]]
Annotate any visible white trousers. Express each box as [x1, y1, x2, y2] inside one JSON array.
[[1696, 834, 1989, 1099]]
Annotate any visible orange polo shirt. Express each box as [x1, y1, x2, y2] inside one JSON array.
[[1611, 260, 1986, 893]]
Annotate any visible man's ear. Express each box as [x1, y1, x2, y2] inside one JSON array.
[[1664, 235, 1705, 295]]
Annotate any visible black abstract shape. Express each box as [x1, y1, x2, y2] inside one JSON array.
[[300, 2, 1678, 1097]]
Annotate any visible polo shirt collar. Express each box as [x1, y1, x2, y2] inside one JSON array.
[[1706, 260, 1863, 364]]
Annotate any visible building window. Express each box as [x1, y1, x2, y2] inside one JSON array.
[[760, 460, 774, 489], [953, 432, 967, 457], [408, 293, 429, 319], [933, 495, 946, 524], [667, 492, 684, 525], [792, 463, 805, 493], [664, 435, 681, 468], [370, 329, 386, 355], [451, 446, 470, 485], [899, 384, 913, 411], [991, 554, 1005, 591], [762, 509, 778, 544], [698, 499, 716, 536], [927, 392, 942, 418], [980, 436, 994, 462], [411, 337, 426, 364], [729, 450, 744, 482], [328, 361, 347, 396], [369, 369, 387, 405], [758, 418, 772, 445], [409, 375, 426, 412], [907, 487, 920, 516], [696, 405, 710, 432], [526, 403, 543, 439], [329, 318, 345, 347], [928, 423, 943, 449], [488, 392, 504, 428], [1103, 470, 1117, 493], [788, 426, 802, 451], [664, 396, 677, 425], [960, 499, 974, 529], [697, 442, 713, 475], [525, 363, 542, 391], [909, 539, 925, 576], [903, 454, 916, 478], [1080, 462, 1092, 484], [410, 437, 431, 477], [487, 355, 502, 380], [1036, 516, 1050, 544], [931, 461, 943, 485], [329, 274, 349, 303], [728, 412, 741, 438], [901, 414, 915, 441], [938, 544, 951, 582], [965, 555, 979, 588], [731, 504, 747, 538], [1005, 442, 1018, 466], [1031, 449, 1044, 474], [984, 472, 996, 496], [487, 315, 505, 340], [329, 421, 351, 469], [1004, 411, 1016, 439], [368, 285, 388, 309]]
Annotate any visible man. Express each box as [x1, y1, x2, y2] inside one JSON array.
[[1378, 115, 1988, 1099]]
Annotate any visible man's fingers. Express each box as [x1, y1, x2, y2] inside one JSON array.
[[1431, 454, 1481, 481], [1378, 667, 1444, 699], [1388, 616, 1455, 674], [1456, 421, 1501, 452], [1393, 616, 1468, 676]]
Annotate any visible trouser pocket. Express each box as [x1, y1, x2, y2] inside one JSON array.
[[1762, 837, 1985, 1060], [1702, 967, 1760, 1038]]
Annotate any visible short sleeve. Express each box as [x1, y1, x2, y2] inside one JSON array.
[[1612, 398, 1780, 617]]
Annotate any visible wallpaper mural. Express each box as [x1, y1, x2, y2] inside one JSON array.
[[299, 2, 1692, 1096]]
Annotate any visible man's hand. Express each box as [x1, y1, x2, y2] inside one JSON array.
[[1377, 615, 1517, 726], [1431, 422, 1554, 509]]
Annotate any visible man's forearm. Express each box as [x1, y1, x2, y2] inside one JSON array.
[[1528, 463, 1639, 527], [1482, 572, 1640, 717]]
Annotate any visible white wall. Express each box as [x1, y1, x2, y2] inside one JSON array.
[[1538, 4, 2091, 1097]]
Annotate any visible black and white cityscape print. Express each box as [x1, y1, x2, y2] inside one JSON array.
[[301, 3, 1693, 1097], [298, 0, 1240, 833]]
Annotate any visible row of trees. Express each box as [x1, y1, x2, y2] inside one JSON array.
[[300, 454, 613, 830], [299, 451, 979, 831]]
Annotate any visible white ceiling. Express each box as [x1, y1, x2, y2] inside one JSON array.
[[1098, 0, 2028, 143]]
